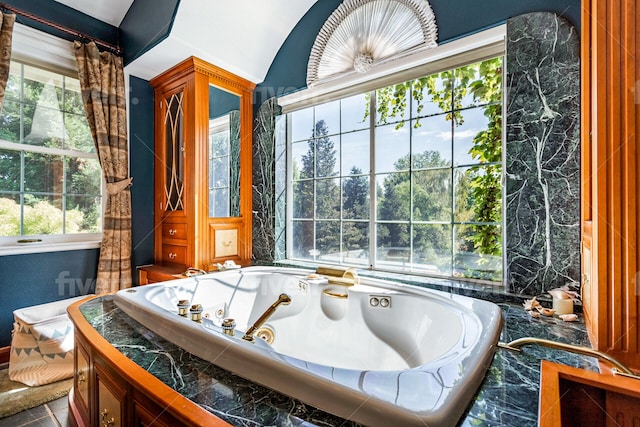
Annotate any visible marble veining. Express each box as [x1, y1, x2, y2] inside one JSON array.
[[252, 97, 282, 264], [230, 110, 241, 216], [80, 289, 596, 427], [505, 12, 581, 296]]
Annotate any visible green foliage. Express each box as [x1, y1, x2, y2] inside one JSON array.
[[0, 197, 86, 236], [376, 151, 453, 267], [0, 62, 101, 237], [369, 57, 504, 279], [0, 198, 20, 235], [289, 57, 503, 280]]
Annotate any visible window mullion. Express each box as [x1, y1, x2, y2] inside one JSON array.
[[368, 90, 376, 270], [19, 63, 25, 236]]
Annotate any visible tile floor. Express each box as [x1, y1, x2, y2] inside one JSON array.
[[0, 395, 69, 427]]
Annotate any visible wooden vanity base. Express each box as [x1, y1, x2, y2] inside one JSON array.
[[67, 296, 230, 427]]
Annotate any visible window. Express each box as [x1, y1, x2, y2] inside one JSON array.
[[286, 57, 503, 282], [0, 60, 102, 242]]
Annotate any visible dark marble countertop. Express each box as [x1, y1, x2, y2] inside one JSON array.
[[79, 294, 597, 427]]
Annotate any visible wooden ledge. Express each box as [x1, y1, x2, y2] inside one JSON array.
[[539, 360, 640, 426]]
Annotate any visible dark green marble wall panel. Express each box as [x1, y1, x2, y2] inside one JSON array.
[[252, 97, 282, 263], [505, 12, 581, 295]]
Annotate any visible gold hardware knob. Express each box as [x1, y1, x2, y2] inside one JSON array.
[[221, 318, 236, 336], [101, 409, 115, 427], [77, 371, 86, 385], [169, 252, 176, 259], [169, 228, 176, 235], [190, 304, 203, 322]]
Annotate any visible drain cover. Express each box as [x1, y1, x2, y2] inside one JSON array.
[[255, 326, 275, 344]]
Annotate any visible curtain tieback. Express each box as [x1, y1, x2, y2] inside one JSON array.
[[106, 177, 133, 195]]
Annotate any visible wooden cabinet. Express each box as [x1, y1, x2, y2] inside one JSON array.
[[73, 342, 91, 426], [581, 0, 640, 371], [539, 360, 640, 426], [149, 57, 256, 274], [96, 363, 126, 427], [68, 297, 227, 427], [132, 392, 185, 427], [137, 264, 185, 285]]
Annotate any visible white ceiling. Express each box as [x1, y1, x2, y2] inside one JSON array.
[[53, 0, 134, 26], [53, 0, 319, 84]]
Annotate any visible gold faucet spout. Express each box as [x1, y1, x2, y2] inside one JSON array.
[[242, 294, 291, 342]]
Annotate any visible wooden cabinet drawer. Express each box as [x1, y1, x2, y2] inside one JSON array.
[[96, 364, 126, 427], [162, 222, 187, 240], [74, 342, 91, 426], [138, 265, 185, 285], [161, 244, 186, 265], [133, 392, 185, 427]]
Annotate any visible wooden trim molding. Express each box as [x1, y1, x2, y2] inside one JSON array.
[[0, 346, 9, 365], [582, 0, 640, 370], [538, 360, 640, 426]]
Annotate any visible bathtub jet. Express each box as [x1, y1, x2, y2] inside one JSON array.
[[115, 266, 502, 427]]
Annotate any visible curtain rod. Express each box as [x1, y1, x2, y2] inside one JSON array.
[[0, 2, 121, 54]]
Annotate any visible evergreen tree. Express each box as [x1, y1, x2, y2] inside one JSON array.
[[342, 167, 369, 259], [292, 119, 341, 259]]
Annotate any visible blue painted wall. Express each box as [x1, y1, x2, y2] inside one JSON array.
[[256, 0, 580, 105], [0, 0, 117, 349], [0, 250, 98, 347], [120, 0, 180, 65], [4, 0, 178, 63], [3, 0, 119, 49], [129, 76, 156, 281]]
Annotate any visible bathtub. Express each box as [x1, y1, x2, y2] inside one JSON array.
[[114, 266, 502, 426]]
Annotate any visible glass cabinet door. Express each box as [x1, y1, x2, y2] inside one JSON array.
[[164, 91, 184, 211]]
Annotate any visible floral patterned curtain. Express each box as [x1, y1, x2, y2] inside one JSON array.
[[0, 12, 16, 110], [74, 41, 132, 294]]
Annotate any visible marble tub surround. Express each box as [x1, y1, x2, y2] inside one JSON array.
[[114, 268, 502, 426], [78, 293, 596, 427], [460, 303, 597, 426], [81, 296, 356, 427], [275, 260, 583, 312], [505, 12, 581, 296]]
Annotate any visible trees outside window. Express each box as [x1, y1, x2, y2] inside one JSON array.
[[0, 61, 102, 238], [287, 57, 503, 282]]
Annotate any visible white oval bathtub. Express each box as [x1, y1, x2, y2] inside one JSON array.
[[115, 266, 502, 426]]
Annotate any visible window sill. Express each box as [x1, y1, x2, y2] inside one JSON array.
[[271, 259, 523, 304], [0, 237, 101, 256]]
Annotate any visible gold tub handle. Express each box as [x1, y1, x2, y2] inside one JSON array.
[[322, 289, 348, 299]]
